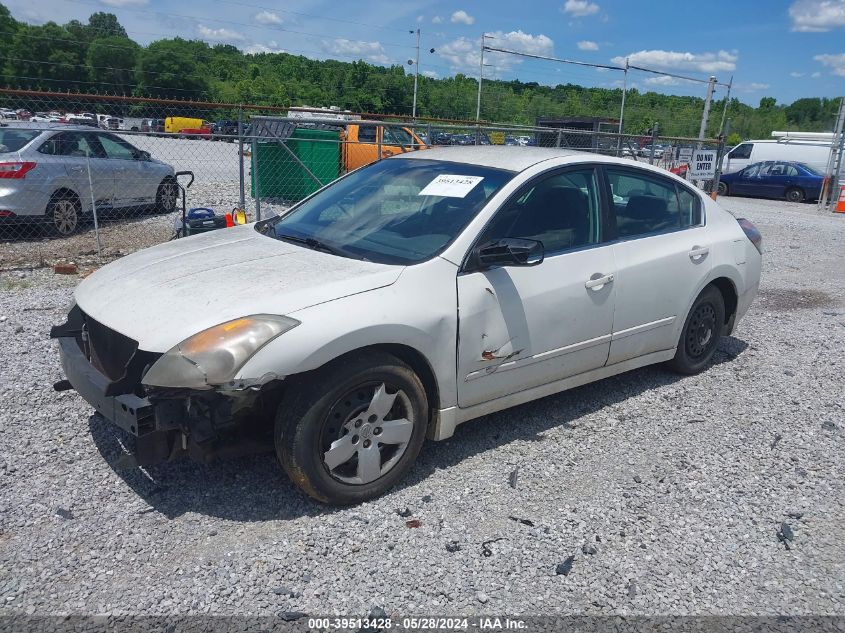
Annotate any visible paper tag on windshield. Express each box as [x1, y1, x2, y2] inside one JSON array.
[[418, 174, 484, 198]]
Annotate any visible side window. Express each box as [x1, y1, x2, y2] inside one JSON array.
[[38, 132, 101, 157], [784, 164, 799, 177], [742, 164, 761, 178], [357, 125, 377, 144], [730, 143, 753, 160], [608, 168, 682, 238], [677, 185, 703, 228], [483, 168, 601, 253], [97, 133, 136, 160]]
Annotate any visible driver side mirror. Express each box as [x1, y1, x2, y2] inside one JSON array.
[[135, 149, 151, 161], [475, 238, 544, 270]]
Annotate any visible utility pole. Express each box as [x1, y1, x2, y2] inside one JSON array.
[[617, 57, 629, 155], [411, 29, 420, 119], [697, 75, 717, 146], [476, 33, 490, 121], [717, 75, 733, 136]]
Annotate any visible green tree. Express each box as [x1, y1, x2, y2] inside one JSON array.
[[87, 36, 138, 93], [136, 38, 210, 99]]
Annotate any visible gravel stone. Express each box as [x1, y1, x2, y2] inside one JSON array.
[[1, 196, 843, 616]]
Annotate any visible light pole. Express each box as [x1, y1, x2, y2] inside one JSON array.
[[476, 33, 492, 121], [410, 29, 420, 119]]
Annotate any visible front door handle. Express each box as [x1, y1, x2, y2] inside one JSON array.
[[585, 273, 614, 290], [689, 246, 710, 261]]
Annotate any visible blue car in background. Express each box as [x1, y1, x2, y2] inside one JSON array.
[[717, 160, 823, 203]]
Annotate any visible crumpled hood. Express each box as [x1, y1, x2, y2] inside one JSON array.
[[74, 225, 403, 351]]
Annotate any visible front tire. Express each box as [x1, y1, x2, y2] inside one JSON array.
[[275, 351, 429, 505], [785, 187, 804, 203], [667, 285, 726, 375], [155, 178, 178, 214], [717, 181, 729, 196]]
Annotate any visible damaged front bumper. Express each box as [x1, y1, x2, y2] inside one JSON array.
[[52, 307, 274, 467]]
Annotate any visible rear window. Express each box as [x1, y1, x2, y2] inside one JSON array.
[[0, 129, 40, 152]]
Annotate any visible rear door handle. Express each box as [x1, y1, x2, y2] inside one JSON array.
[[689, 246, 709, 261], [585, 273, 614, 290], [68, 166, 83, 173]]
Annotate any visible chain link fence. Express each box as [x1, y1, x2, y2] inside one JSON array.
[[0, 89, 724, 270]]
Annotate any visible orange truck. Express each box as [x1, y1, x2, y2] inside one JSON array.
[[341, 122, 426, 171], [287, 108, 426, 172]]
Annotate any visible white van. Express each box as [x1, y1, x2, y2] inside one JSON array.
[[722, 139, 834, 174]]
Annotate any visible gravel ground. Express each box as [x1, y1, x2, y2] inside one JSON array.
[[0, 196, 843, 619]]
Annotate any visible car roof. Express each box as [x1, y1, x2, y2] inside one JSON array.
[[1, 122, 101, 132], [397, 146, 584, 171]]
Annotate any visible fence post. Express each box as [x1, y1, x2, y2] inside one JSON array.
[[555, 129, 562, 148], [711, 119, 730, 200], [377, 124, 382, 161], [238, 106, 245, 212], [649, 122, 658, 165], [251, 138, 261, 221]]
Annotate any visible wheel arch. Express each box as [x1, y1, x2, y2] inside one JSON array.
[[49, 186, 81, 207], [709, 276, 739, 330]]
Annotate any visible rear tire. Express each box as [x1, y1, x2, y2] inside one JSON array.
[[45, 192, 80, 237], [717, 181, 729, 196], [275, 351, 428, 505], [785, 187, 804, 203], [667, 285, 726, 375]]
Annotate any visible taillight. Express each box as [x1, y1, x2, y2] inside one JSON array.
[[0, 162, 36, 179], [737, 218, 762, 254]]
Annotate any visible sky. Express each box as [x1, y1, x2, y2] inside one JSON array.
[[4, 0, 845, 106]]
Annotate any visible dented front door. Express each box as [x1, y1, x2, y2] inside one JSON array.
[[456, 246, 616, 408]]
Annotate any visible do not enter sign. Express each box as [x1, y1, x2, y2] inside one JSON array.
[[689, 150, 717, 179]]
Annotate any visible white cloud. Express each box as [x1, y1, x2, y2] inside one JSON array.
[[644, 75, 684, 86], [99, 0, 148, 6], [577, 40, 599, 51], [254, 10, 282, 25], [812, 71, 822, 77], [814, 52, 845, 75], [562, 0, 600, 17], [422, 70, 439, 78], [417, 15, 424, 23], [451, 10, 475, 25], [245, 42, 286, 54], [438, 30, 554, 75], [789, 71, 805, 77], [611, 49, 738, 73], [743, 82, 771, 91], [197, 25, 245, 43], [789, 0, 845, 31], [322, 39, 391, 65], [432, 15, 443, 24]]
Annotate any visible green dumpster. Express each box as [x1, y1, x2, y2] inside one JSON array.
[[250, 127, 340, 202]]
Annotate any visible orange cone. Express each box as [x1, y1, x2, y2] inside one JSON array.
[[836, 186, 845, 213]]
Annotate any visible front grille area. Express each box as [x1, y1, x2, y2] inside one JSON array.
[[83, 314, 139, 382]]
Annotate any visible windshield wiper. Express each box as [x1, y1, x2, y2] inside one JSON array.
[[275, 232, 345, 257]]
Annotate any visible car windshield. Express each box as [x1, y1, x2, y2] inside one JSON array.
[[0, 128, 40, 152], [384, 126, 416, 148], [259, 158, 515, 265]]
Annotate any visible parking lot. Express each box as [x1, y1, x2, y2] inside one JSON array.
[[0, 194, 843, 617]]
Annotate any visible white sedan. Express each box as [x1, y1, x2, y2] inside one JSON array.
[[52, 147, 762, 504]]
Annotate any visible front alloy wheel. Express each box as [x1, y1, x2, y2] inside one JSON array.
[[46, 196, 79, 237], [275, 351, 428, 504], [321, 383, 414, 484], [156, 179, 179, 213]]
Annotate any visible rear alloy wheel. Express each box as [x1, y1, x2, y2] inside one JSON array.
[[45, 194, 80, 237], [156, 179, 179, 214], [667, 285, 726, 375], [717, 181, 728, 196], [785, 187, 804, 203], [275, 351, 428, 504]]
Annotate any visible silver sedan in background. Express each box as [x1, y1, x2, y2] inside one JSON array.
[[0, 123, 177, 236]]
